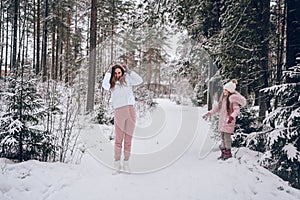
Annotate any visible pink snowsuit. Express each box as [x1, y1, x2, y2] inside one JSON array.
[[208, 92, 246, 134]]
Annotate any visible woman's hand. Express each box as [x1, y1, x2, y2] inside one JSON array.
[[122, 63, 131, 74]]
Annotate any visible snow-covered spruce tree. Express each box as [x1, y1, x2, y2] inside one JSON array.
[[232, 107, 263, 150], [95, 101, 113, 125], [259, 63, 300, 189], [0, 66, 53, 162]]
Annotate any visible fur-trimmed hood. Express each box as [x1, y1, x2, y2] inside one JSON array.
[[229, 92, 247, 107]]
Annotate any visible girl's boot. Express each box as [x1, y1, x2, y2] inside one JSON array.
[[217, 147, 226, 160], [222, 149, 232, 160]]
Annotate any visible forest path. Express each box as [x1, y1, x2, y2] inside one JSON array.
[[80, 99, 204, 173]]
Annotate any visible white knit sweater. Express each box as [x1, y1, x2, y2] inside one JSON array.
[[102, 71, 143, 109]]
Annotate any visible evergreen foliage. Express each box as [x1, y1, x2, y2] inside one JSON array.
[[168, 0, 298, 188], [259, 62, 300, 189], [0, 0, 299, 190], [96, 102, 113, 125], [232, 107, 263, 149], [0, 66, 51, 161]]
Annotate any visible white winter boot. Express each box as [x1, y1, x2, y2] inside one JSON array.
[[113, 160, 121, 174], [122, 160, 131, 174]]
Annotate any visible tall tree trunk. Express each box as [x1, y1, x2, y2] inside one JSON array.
[[51, 0, 58, 80], [147, 48, 152, 89], [55, 25, 60, 80], [86, 0, 97, 112], [65, 9, 71, 84], [4, 14, 8, 77], [25, 14, 29, 62], [12, 0, 19, 72], [111, 24, 114, 63], [42, 0, 49, 81], [36, 0, 41, 75], [0, 0, 3, 78], [286, 0, 300, 69], [59, 42, 63, 81], [51, 9, 56, 81], [18, 3, 28, 70], [33, 0, 36, 71], [12, 0, 23, 162], [74, 3, 78, 84], [258, 0, 270, 118], [21, 19, 26, 69], [274, 0, 286, 109], [56, 3, 62, 81], [51, 30, 56, 79], [276, 0, 285, 84]]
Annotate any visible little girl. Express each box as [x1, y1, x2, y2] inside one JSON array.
[[203, 79, 246, 160]]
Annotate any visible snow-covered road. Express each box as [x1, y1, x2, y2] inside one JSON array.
[[1, 99, 300, 200]]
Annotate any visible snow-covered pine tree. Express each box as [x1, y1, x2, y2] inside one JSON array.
[[0, 66, 53, 162], [95, 101, 112, 125], [260, 59, 300, 189], [232, 106, 263, 149]]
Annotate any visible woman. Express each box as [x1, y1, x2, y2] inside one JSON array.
[[203, 79, 246, 160], [102, 64, 143, 173]]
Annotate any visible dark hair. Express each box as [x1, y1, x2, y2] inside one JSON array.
[[218, 92, 234, 115], [109, 65, 125, 89]]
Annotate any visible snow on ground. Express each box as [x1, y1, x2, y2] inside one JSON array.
[[0, 99, 300, 200]]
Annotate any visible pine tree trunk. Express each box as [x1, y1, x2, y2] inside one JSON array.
[[19, 73, 24, 162], [19, 3, 28, 70], [147, 48, 152, 89], [56, 2, 62, 81], [55, 26, 60, 80], [33, 0, 36, 71], [59, 41, 63, 81], [12, 0, 19, 72], [0, 0, 3, 78], [42, 0, 49, 81], [276, 0, 285, 84], [86, 0, 97, 112], [111, 24, 114, 63], [274, 0, 286, 108], [25, 15, 29, 62], [4, 15, 8, 77], [65, 10, 71, 84], [12, 0, 23, 162], [36, 0, 41, 75], [21, 20, 26, 69], [52, 28, 56, 80], [286, 0, 300, 68], [51, 0, 57, 80], [257, 0, 270, 118]]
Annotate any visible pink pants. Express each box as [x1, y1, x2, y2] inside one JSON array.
[[114, 105, 136, 161]]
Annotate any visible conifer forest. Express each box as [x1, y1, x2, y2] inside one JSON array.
[[0, 0, 299, 189]]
